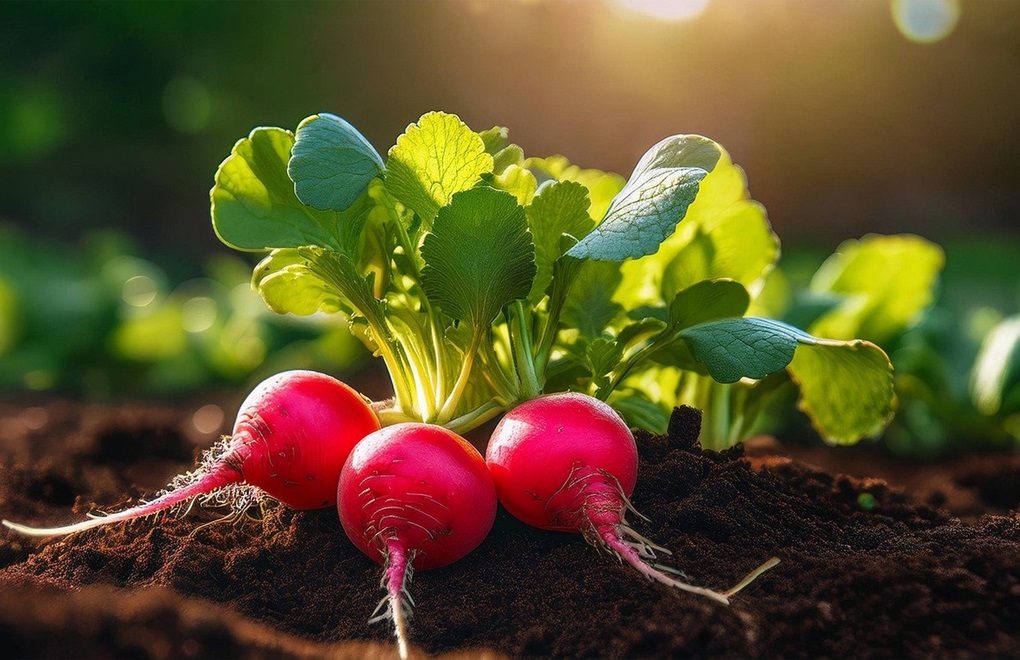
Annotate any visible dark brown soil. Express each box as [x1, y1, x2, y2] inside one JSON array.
[[1, 399, 1019, 658]]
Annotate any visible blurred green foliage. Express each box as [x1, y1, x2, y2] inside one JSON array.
[[0, 225, 367, 398], [0, 1, 321, 255], [771, 238, 1020, 458]]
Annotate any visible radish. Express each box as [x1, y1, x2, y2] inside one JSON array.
[[485, 392, 779, 605], [338, 422, 496, 660], [3, 370, 380, 538]]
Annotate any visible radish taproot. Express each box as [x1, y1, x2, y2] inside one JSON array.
[[485, 392, 778, 605], [338, 422, 496, 660], [3, 370, 380, 538]]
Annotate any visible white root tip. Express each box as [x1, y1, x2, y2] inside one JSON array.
[[720, 556, 781, 599], [601, 524, 780, 606], [2, 511, 132, 538]]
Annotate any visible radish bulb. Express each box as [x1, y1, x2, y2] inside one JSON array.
[[3, 370, 380, 538], [338, 423, 497, 659], [485, 392, 778, 605]]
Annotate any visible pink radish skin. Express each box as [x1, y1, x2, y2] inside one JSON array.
[[338, 423, 496, 659], [486, 392, 779, 605], [3, 370, 380, 538]]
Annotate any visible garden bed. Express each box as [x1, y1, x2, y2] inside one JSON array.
[[1, 399, 1018, 658]]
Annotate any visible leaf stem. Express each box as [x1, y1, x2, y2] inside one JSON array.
[[597, 333, 670, 400], [479, 341, 518, 402], [444, 400, 507, 435], [534, 258, 577, 379], [438, 328, 482, 421], [510, 301, 541, 399]]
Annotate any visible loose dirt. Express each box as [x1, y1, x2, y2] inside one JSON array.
[[1, 400, 1018, 658]]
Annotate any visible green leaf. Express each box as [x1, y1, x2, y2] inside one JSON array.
[[566, 135, 718, 261], [252, 249, 347, 316], [585, 337, 624, 392], [666, 279, 750, 331], [641, 280, 750, 372], [609, 391, 670, 433], [306, 247, 388, 330], [251, 247, 384, 326], [288, 113, 384, 212], [679, 317, 807, 383], [789, 339, 895, 445], [492, 164, 537, 205], [561, 260, 624, 338], [660, 201, 778, 298], [420, 187, 535, 326], [493, 145, 525, 174], [617, 143, 778, 308], [526, 155, 625, 222], [212, 128, 351, 252], [479, 126, 510, 154], [808, 234, 944, 343], [679, 316, 895, 443], [384, 112, 494, 228], [970, 315, 1020, 416], [526, 181, 594, 300]]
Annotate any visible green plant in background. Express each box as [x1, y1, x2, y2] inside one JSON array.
[[0, 226, 365, 396], [880, 239, 1020, 458], [211, 111, 899, 442], [971, 315, 1020, 438], [747, 236, 1020, 458]]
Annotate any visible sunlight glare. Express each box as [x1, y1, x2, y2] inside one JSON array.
[[892, 0, 960, 44], [613, 0, 711, 22]]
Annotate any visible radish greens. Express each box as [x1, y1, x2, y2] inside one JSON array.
[[211, 110, 900, 444]]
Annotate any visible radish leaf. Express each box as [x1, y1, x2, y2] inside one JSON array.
[[212, 128, 348, 252], [491, 164, 537, 205], [666, 279, 750, 331], [526, 155, 624, 223], [385, 112, 493, 228], [210, 111, 908, 445], [566, 135, 718, 261], [253, 249, 348, 316], [562, 261, 623, 338], [679, 317, 806, 383], [420, 187, 535, 326], [789, 339, 895, 444], [525, 180, 594, 301], [289, 113, 384, 212]]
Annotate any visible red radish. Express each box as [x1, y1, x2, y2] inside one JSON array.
[[338, 423, 496, 660], [3, 370, 380, 538], [485, 392, 778, 605]]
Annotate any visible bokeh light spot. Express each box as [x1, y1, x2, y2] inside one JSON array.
[[612, 0, 711, 22], [122, 275, 158, 307], [20, 406, 49, 431], [182, 296, 217, 333], [24, 369, 55, 391], [892, 0, 960, 43], [192, 404, 225, 435], [162, 76, 212, 134], [5, 86, 66, 159]]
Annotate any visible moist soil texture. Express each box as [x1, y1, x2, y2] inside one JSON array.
[[1, 399, 1019, 658]]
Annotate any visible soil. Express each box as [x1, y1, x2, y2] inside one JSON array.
[[1, 398, 1019, 658]]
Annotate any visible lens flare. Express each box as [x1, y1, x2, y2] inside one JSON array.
[[613, 0, 711, 22], [892, 0, 960, 44]]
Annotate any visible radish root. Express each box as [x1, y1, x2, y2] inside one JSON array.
[[369, 541, 415, 660], [2, 437, 249, 539], [570, 468, 779, 605]]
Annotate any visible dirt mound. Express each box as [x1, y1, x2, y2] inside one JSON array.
[[1, 402, 1018, 657]]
